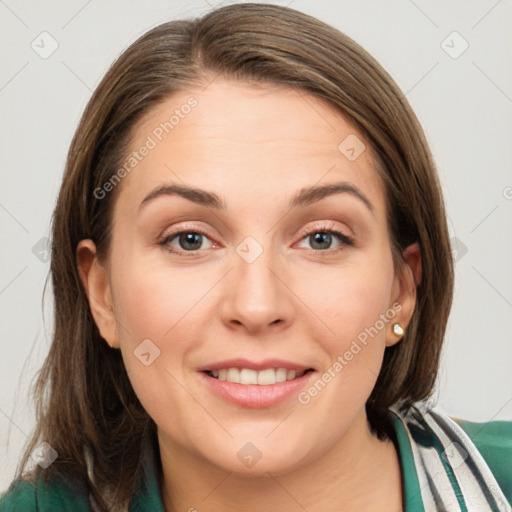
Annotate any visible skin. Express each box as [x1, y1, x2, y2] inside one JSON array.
[[78, 79, 421, 512]]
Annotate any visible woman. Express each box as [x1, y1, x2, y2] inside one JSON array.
[[1, 3, 510, 511]]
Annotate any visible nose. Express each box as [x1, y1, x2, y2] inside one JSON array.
[[219, 241, 295, 335]]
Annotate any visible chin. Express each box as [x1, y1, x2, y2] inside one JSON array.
[[194, 430, 316, 477]]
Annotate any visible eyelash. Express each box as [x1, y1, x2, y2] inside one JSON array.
[[158, 222, 354, 257]]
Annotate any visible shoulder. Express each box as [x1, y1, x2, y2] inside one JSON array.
[[0, 479, 37, 511], [0, 472, 91, 512], [390, 401, 512, 510], [453, 417, 512, 504]]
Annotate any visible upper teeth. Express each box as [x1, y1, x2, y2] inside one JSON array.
[[210, 368, 306, 385]]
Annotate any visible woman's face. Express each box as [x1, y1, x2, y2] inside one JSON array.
[[80, 79, 417, 475]]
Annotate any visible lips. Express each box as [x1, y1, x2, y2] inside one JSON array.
[[198, 358, 314, 386], [198, 358, 316, 408]]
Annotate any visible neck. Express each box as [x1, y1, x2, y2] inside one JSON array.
[[158, 409, 402, 512]]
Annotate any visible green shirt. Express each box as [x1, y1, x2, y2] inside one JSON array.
[[1, 402, 511, 511]]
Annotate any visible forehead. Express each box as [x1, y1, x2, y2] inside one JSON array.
[[117, 79, 386, 214]]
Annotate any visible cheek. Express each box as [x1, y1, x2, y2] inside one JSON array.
[[109, 255, 209, 427], [297, 273, 394, 415], [303, 262, 393, 337], [294, 254, 395, 384], [109, 250, 218, 406], [110, 247, 213, 342]]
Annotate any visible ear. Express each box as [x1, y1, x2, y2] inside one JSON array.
[[76, 239, 119, 349], [386, 242, 422, 347]]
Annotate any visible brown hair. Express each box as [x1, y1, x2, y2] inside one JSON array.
[[13, 2, 453, 510]]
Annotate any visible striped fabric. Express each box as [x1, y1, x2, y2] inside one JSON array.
[[390, 401, 512, 512]]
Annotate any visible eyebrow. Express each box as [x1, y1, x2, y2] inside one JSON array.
[[139, 181, 374, 214]]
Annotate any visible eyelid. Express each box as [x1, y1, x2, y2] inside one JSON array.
[[295, 220, 352, 240], [159, 221, 214, 239], [160, 220, 351, 242], [158, 219, 354, 256]]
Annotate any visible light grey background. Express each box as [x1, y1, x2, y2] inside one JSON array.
[[1, 0, 511, 491]]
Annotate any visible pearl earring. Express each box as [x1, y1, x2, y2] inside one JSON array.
[[392, 323, 404, 337]]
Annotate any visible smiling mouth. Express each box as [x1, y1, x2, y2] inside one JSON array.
[[203, 367, 315, 385]]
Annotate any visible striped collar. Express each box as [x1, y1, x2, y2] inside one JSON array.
[[390, 401, 511, 512]]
